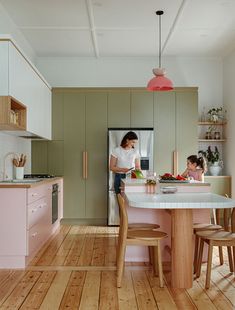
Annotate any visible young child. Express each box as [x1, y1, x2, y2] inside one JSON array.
[[181, 155, 207, 182]]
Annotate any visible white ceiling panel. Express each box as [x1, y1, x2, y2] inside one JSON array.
[[97, 29, 168, 56], [2, 0, 235, 57], [0, 0, 90, 27], [92, 0, 182, 28], [21, 29, 94, 56]]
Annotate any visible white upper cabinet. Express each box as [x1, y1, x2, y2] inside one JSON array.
[[0, 39, 51, 140]]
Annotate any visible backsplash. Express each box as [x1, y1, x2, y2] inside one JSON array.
[[0, 132, 31, 180]]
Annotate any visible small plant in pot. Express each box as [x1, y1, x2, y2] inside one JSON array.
[[198, 146, 223, 176]]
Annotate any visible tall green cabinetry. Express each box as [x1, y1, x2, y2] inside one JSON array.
[[154, 88, 198, 175], [32, 87, 198, 224]]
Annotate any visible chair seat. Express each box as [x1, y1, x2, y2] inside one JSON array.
[[128, 223, 160, 230], [193, 223, 222, 231], [196, 230, 235, 241], [127, 229, 167, 240]]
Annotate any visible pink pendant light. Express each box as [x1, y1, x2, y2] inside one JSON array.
[[147, 11, 173, 91]]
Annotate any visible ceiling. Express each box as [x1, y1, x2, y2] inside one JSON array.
[[1, 0, 235, 58]]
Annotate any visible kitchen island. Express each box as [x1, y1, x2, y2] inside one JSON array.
[[124, 191, 234, 289]]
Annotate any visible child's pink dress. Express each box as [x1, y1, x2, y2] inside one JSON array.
[[188, 169, 203, 181]]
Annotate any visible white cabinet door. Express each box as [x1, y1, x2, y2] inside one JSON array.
[[7, 41, 51, 139], [0, 41, 9, 95]]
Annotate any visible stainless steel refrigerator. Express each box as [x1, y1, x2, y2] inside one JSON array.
[[108, 128, 154, 225]]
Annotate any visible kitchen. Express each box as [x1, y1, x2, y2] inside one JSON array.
[[0, 0, 235, 308]]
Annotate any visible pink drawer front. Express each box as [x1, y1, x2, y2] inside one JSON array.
[[27, 183, 51, 204], [27, 215, 51, 256], [27, 197, 51, 229]]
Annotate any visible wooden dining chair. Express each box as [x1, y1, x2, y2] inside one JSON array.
[[196, 207, 235, 289], [193, 210, 223, 274], [116, 194, 168, 288]]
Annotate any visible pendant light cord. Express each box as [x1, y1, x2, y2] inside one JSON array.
[[156, 10, 163, 69]]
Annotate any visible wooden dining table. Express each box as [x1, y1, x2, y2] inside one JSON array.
[[124, 192, 235, 289]]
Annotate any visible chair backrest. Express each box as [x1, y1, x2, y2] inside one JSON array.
[[223, 207, 235, 232], [117, 194, 128, 240]]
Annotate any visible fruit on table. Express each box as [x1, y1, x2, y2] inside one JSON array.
[[160, 173, 187, 181]]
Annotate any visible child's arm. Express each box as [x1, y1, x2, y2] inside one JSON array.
[[198, 170, 204, 182], [181, 169, 188, 178]]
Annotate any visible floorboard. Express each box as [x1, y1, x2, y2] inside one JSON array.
[[0, 225, 234, 309]]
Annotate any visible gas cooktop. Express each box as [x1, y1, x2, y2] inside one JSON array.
[[24, 174, 55, 179]]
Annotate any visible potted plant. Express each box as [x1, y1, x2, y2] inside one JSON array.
[[198, 146, 223, 176], [207, 107, 226, 123]]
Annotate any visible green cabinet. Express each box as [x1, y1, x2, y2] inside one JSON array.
[[52, 92, 64, 140], [176, 91, 198, 173], [154, 89, 198, 175], [108, 91, 130, 127], [63, 92, 86, 219], [131, 91, 154, 127], [154, 92, 175, 175], [85, 92, 107, 219]]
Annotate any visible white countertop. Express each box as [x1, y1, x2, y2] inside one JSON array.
[[121, 178, 210, 186], [125, 192, 235, 209]]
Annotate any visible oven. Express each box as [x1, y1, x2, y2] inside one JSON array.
[[52, 183, 59, 224]]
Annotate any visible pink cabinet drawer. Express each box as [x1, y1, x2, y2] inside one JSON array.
[[27, 183, 51, 204], [27, 215, 51, 256], [27, 198, 50, 229]]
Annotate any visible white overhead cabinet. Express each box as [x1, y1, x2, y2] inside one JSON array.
[[0, 39, 51, 139]]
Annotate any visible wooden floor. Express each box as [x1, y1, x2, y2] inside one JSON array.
[[0, 225, 235, 309]]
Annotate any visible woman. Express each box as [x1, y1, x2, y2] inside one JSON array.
[[110, 131, 141, 193]]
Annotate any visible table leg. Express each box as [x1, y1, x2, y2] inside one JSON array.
[[171, 209, 193, 288]]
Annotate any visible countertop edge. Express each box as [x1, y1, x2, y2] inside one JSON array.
[[0, 177, 63, 188]]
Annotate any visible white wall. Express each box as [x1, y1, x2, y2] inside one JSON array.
[[223, 52, 235, 197], [0, 133, 31, 180], [0, 3, 36, 63], [36, 56, 223, 113]]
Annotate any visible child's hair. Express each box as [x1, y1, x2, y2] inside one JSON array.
[[187, 155, 207, 173]]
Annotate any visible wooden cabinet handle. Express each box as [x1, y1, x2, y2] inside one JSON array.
[[83, 151, 86, 179], [173, 150, 178, 176], [85, 151, 88, 179]]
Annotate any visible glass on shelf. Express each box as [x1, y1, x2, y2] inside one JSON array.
[[200, 106, 206, 122]]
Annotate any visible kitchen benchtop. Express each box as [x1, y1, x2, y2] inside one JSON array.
[[121, 178, 210, 186], [125, 192, 235, 209], [0, 177, 63, 188]]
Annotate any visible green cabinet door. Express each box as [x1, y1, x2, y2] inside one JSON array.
[[63, 92, 86, 219], [48, 141, 64, 176], [154, 92, 176, 175], [176, 91, 198, 174], [85, 92, 108, 219], [31, 141, 48, 174], [52, 92, 64, 140], [131, 91, 154, 127], [108, 91, 130, 127]]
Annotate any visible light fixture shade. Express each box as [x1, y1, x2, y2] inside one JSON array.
[[147, 10, 174, 91], [147, 68, 173, 91]]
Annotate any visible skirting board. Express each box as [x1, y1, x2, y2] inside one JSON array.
[[61, 218, 107, 225]]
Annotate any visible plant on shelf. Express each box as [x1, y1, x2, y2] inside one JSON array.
[[207, 107, 226, 123]]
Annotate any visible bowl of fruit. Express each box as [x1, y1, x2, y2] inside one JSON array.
[[159, 173, 189, 183]]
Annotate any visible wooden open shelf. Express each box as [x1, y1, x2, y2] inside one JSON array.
[[198, 121, 227, 125], [0, 96, 26, 130], [198, 139, 226, 142]]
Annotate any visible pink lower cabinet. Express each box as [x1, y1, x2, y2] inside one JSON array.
[[0, 179, 63, 268]]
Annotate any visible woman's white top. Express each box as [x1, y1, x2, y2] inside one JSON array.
[[111, 146, 140, 173]]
